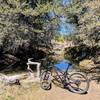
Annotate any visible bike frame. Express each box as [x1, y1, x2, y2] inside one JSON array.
[[52, 63, 72, 84]]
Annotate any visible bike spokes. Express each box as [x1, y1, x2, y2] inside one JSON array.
[[68, 73, 89, 94]]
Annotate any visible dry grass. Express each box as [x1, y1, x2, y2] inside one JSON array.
[[0, 82, 42, 100], [0, 81, 100, 100]]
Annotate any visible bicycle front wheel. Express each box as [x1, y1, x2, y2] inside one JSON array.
[[68, 72, 90, 94], [40, 70, 52, 90]]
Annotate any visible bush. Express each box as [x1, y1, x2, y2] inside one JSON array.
[[64, 44, 100, 64]]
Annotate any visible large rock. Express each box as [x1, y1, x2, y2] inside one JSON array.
[[79, 59, 95, 69]]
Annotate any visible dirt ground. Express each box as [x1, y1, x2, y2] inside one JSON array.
[[0, 81, 100, 100]]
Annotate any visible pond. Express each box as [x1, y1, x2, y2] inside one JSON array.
[[45, 0, 76, 71], [54, 59, 73, 72]]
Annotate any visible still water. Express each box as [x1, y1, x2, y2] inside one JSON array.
[[54, 59, 73, 72]]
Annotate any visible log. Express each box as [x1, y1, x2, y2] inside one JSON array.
[[0, 73, 28, 85]]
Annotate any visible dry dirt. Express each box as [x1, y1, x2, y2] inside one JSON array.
[[0, 81, 100, 100]]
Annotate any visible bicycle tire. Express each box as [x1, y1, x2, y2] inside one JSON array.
[[67, 72, 90, 94], [40, 70, 52, 90]]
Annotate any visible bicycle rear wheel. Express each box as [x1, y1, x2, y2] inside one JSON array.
[[40, 70, 52, 90], [68, 72, 89, 94]]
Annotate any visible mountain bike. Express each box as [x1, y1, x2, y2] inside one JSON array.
[[40, 62, 90, 94]]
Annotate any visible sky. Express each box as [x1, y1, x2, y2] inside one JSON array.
[[62, 0, 70, 6], [58, 0, 75, 35], [57, 22, 75, 35], [48, 0, 75, 35]]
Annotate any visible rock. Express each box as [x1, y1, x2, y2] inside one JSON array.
[[95, 56, 100, 64], [79, 59, 95, 69]]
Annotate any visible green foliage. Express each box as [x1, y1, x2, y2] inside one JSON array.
[[65, 44, 88, 63], [0, 0, 54, 54], [5, 95, 14, 100], [66, 0, 100, 47], [64, 44, 100, 64], [64, 0, 100, 63], [54, 33, 64, 42], [0, 0, 55, 71]]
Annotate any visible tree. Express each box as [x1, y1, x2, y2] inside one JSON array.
[[0, 0, 54, 52], [0, 0, 55, 71], [66, 0, 100, 47], [64, 0, 100, 64]]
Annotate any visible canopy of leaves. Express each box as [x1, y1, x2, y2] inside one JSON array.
[[65, 0, 100, 47], [0, 0, 54, 54], [65, 44, 100, 64], [0, 0, 56, 71], [64, 0, 100, 63]]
